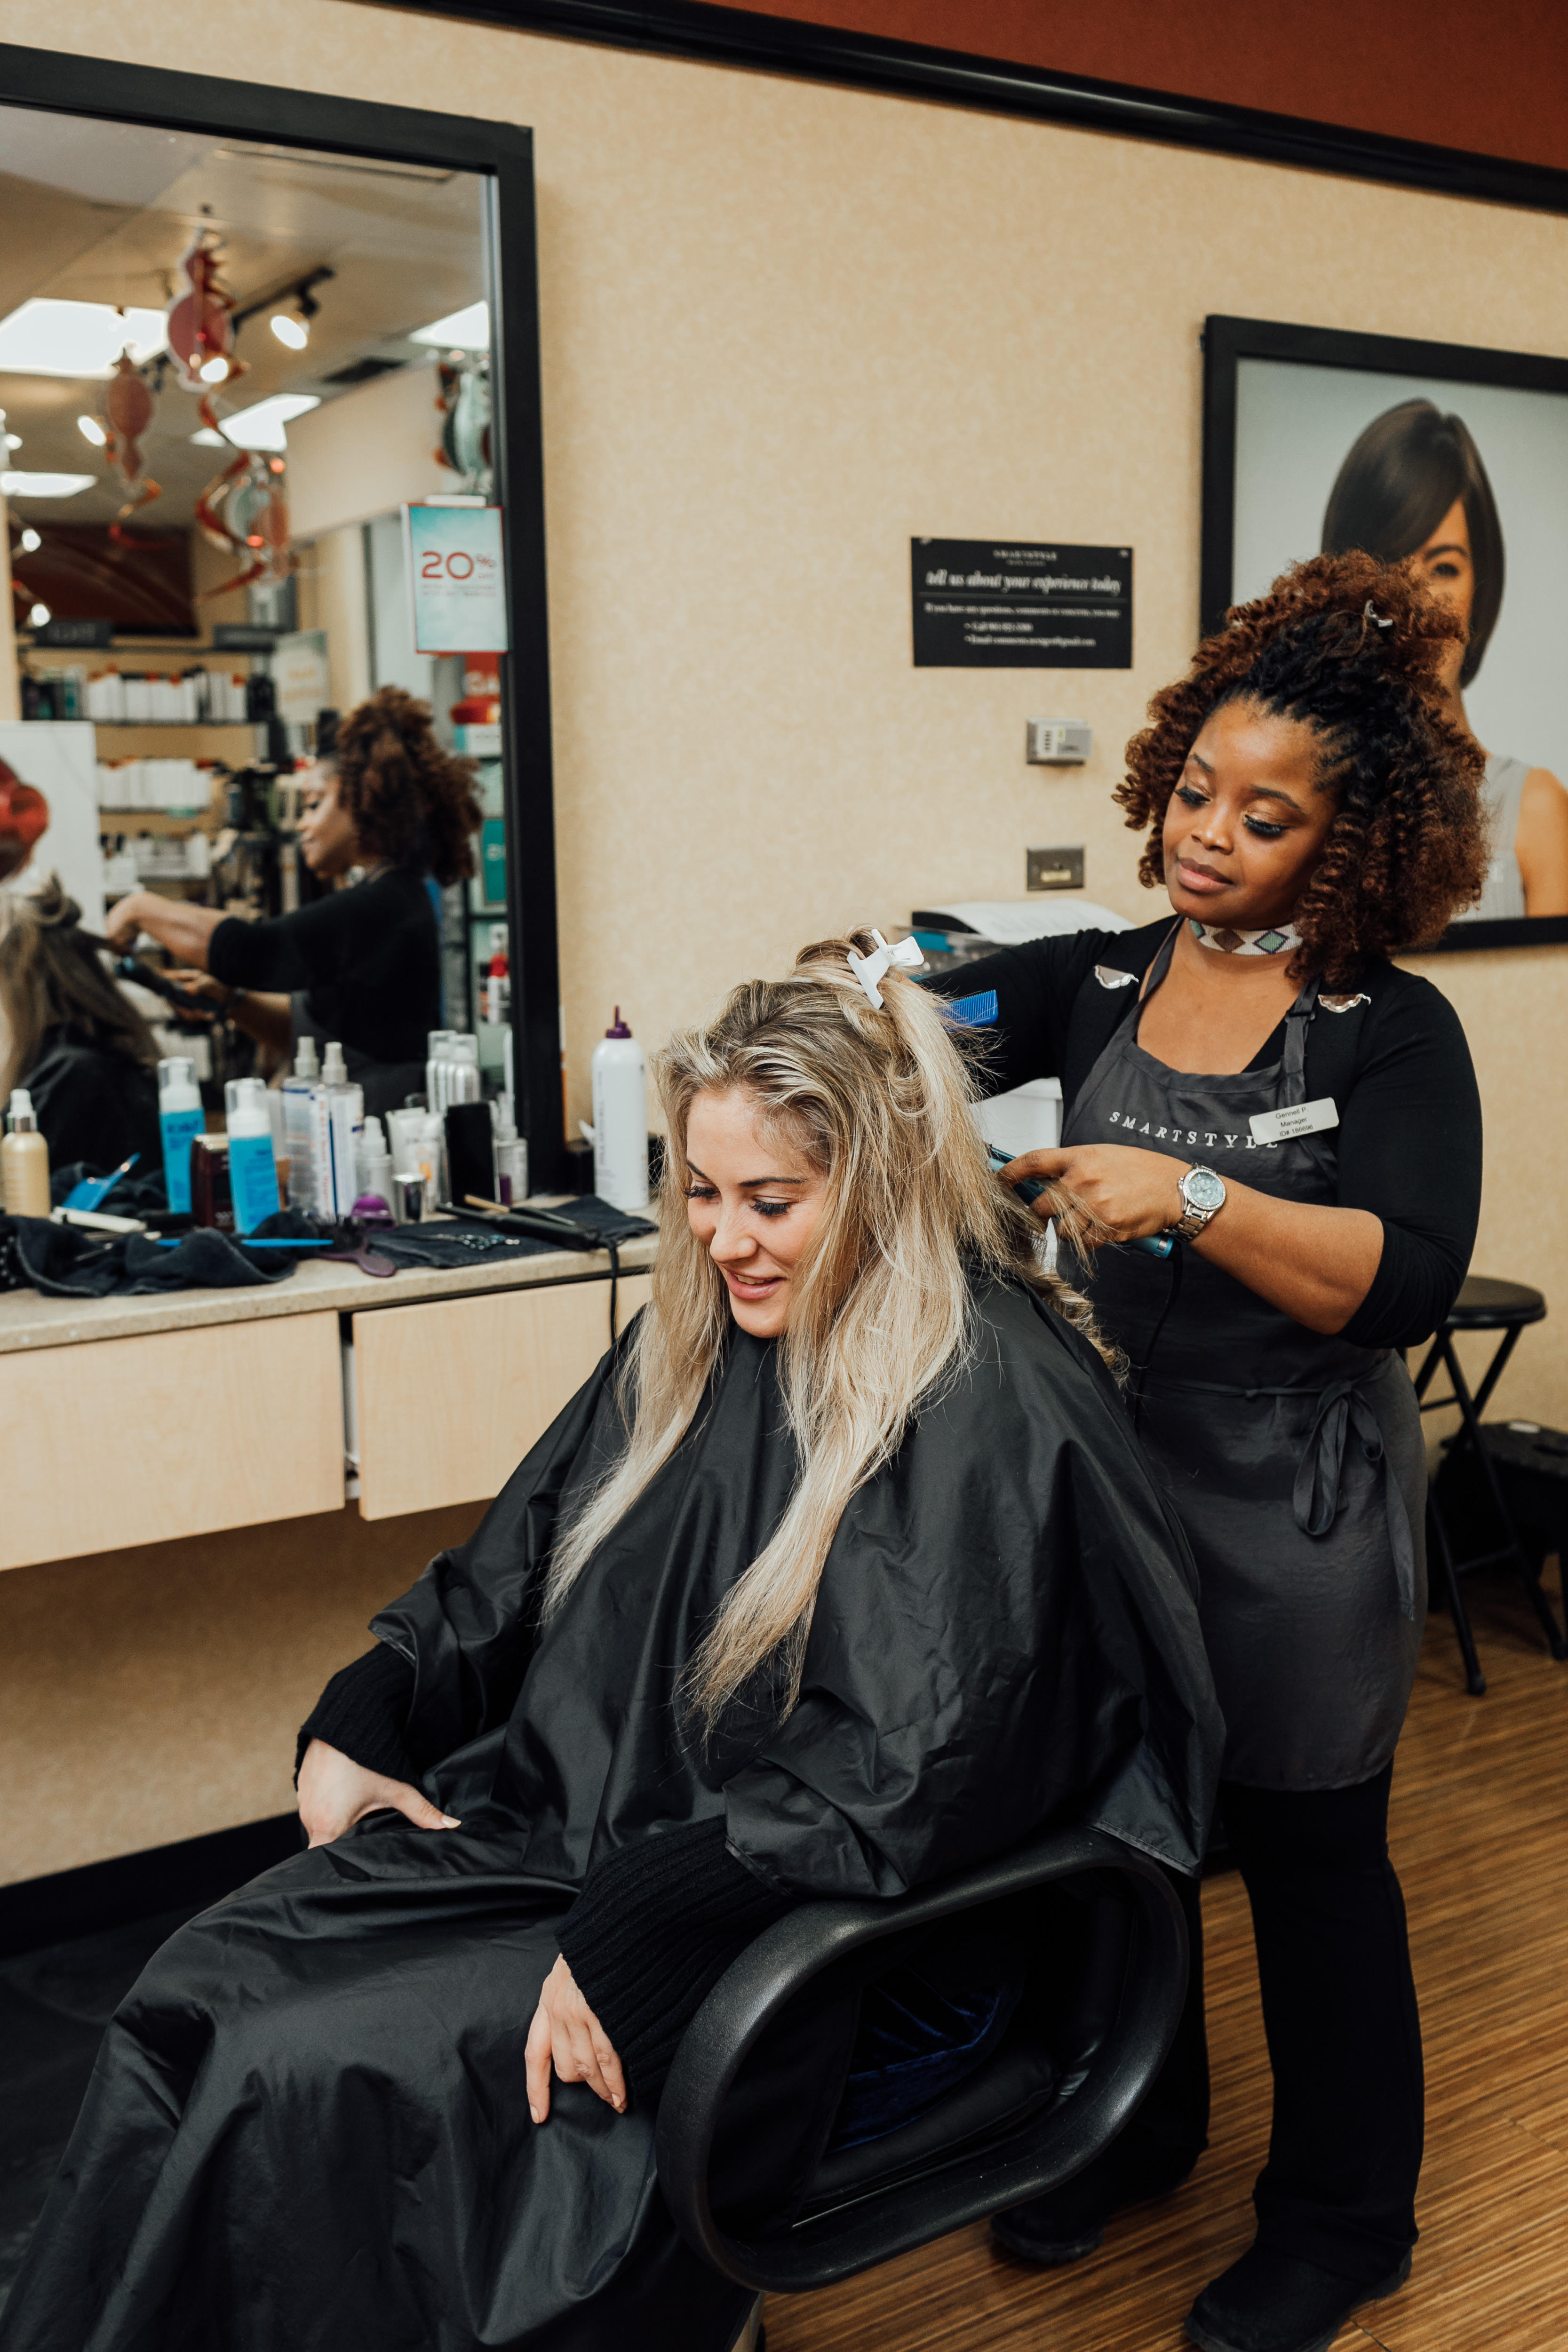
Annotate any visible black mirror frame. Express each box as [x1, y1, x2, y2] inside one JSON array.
[[1201, 311, 1568, 954], [0, 39, 566, 1176]]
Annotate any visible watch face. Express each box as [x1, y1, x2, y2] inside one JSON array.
[[1186, 1168, 1226, 1212]]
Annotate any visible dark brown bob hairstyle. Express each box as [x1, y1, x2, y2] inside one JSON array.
[[329, 685, 483, 886], [1116, 552, 1487, 988], [1321, 398, 1503, 690]]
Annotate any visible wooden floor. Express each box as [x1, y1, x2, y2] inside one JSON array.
[[765, 1564, 1568, 2352]]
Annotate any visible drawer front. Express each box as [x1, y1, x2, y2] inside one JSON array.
[[352, 1274, 653, 1520], [1, 1312, 344, 1572]]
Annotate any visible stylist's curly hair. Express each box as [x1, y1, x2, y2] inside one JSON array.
[[330, 685, 483, 886], [1116, 552, 1487, 987]]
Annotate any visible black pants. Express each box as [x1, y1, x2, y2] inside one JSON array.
[[1128, 1764, 1424, 2285]]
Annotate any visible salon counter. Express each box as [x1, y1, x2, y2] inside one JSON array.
[[0, 1235, 656, 1573]]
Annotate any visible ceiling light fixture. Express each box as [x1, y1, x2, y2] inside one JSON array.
[[77, 413, 108, 447], [0, 298, 168, 378], [29, 603, 51, 628], [190, 427, 228, 448], [411, 299, 490, 349], [19, 527, 41, 552], [199, 354, 231, 384], [1, 470, 96, 498], [3, 433, 20, 450], [217, 392, 320, 452], [270, 312, 309, 351]]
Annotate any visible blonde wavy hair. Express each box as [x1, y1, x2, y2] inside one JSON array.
[[545, 931, 1111, 1732]]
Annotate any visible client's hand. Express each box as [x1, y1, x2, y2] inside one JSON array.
[[296, 1737, 461, 1849], [1000, 1143, 1189, 1244], [525, 1955, 627, 2123]]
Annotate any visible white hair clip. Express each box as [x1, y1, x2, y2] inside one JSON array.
[[1364, 600, 1393, 631], [845, 929, 925, 1009]]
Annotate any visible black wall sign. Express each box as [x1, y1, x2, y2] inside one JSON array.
[[31, 616, 112, 650], [912, 539, 1132, 667]]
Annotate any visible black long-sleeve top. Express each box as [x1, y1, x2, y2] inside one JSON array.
[[24, 1026, 162, 1178], [928, 918, 1480, 1351], [208, 867, 439, 1067]]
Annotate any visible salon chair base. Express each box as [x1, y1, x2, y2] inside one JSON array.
[[1185, 2246, 1412, 2352], [657, 1826, 1188, 2296]]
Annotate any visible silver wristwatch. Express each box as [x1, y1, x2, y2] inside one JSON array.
[[1170, 1163, 1227, 1242]]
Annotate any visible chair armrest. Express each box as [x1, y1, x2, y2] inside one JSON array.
[[656, 1822, 1186, 2292]]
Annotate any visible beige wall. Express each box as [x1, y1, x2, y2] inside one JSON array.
[[1, 13, 1562, 1431]]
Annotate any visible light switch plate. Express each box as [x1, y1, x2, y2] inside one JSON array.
[[1026, 719, 1092, 764], [1027, 845, 1085, 891]]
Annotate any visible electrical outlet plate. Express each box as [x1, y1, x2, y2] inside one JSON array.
[[1027, 846, 1085, 892], [1026, 719, 1092, 764]]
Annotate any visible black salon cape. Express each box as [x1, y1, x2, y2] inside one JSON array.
[[1, 1280, 1220, 2352]]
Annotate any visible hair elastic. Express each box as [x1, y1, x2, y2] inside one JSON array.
[[845, 930, 925, 1009]]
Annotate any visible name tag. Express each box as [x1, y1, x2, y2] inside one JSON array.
[[1250, 1098, 1339, 1145]]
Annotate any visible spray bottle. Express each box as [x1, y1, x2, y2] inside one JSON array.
[[483, 926, 510, 1025], [491, 1093, 528, 1207], [357, 1115, 395, 1213], [590, 1008, 649, 1211], [157, 1056, 204, 1216], [225, 1077, 281, 1235], [310, 1042, 358, 1221], [2, 1089, 51, 1217], [282, 1036, 320, 1211]]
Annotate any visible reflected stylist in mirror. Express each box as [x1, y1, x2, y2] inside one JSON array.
[[931, 552, 1487, 2352], [104, 688, 482, 1120]]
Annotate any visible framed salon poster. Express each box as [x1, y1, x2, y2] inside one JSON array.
[[1201, 316, 1568, 949]]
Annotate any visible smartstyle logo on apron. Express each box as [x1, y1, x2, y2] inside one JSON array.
[[1060, 923, 1425, 1792]]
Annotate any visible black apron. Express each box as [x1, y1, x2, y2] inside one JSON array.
[[1061, 924, 1425, 1791]]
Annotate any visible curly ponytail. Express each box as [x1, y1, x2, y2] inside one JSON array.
[[331, 685, 483, 886]]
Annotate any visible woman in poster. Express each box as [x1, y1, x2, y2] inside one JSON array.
[[939, 554, 1486, 2352], [1321, 396, 1568, 917]]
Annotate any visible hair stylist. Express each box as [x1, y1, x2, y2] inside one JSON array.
[[935, 555, 1485, 2352], [104, 687, 482, 1119]]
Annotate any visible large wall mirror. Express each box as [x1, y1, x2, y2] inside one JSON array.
[[1202, 314, 1568, 951], [0, 45, 562, 1179]]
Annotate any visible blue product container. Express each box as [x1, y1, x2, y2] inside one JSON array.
[[157, 1056, 204, 1216]]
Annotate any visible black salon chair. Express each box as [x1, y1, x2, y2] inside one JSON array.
[[1412, 1274, 1565, 1695], [656, 1823, 1187, 2296]]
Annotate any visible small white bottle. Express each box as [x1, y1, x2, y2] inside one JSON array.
[[2, 1089, 51, 1217], [310, 1042, 358, 1221], [417, 1108, 448, 1206], [225, 1077, 281, 1235], [591, 1008, 648, 1211], [491, 1093, 528, 1208], [157, 1056, 205, 1216], [358, 1115, 394, 1212], [448, 1035, 481, 1105], [425, 1030, 456, 1118], [282, 1037, 320, 1212]]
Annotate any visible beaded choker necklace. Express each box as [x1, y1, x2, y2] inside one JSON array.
[[1188, 918, 1301, 957]]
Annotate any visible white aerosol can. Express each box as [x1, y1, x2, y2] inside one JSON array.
[[590, 1008, 648, 1211]]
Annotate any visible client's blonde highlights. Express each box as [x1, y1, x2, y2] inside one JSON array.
[[543, 932, 1109, 1731]]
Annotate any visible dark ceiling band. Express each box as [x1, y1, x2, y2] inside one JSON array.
[[394, 0, 1568, 218]]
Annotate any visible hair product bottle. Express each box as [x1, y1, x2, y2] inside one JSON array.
[[225, 1078, 281, 1235], [310, 1042, 358, 1221], [491, 1093, 527, 1207], [591, 1009, 648, 1211], [483, 926, 510, 1025], [2, 1089, 51, 1217], [357, 1115, 394, 1213], [282, 1037, 321, 1212], [157, 1057, 205, 1216]]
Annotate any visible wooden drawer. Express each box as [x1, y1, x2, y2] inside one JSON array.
[[351, 1273, 652, 1520], [0, 1311, 344, 1572]]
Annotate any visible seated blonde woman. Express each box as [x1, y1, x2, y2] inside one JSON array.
[[1, 934, 1221, 2352]]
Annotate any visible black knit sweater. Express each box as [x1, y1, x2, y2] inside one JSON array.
[[298, 1646, 792, 2104]]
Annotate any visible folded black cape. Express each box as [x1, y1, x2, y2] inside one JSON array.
[[0, 1277, 1220, 2352]]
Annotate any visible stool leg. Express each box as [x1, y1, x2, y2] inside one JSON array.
[[1441, 1337, 1568, 1663], [1428, 1489, 1486, 1696]]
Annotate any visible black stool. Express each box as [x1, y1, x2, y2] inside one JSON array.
[[1411, 1275, 1565, 1695]]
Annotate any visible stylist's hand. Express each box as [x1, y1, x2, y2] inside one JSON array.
[[164, 967, 229, 1020], [525, 1955, 627, 2123], [296, 1737, 460, 1848], [104, 890, 153, 950], [1000, 1144, 1190, 1245]]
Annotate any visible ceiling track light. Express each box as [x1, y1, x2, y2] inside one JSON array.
[[233, 265, 335, 349], [78, 413, 108, 447]]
